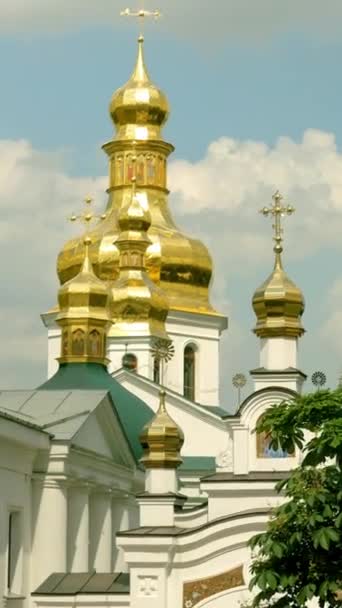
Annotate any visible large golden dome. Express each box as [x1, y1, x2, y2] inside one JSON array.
[[57, 36, 218, 318]]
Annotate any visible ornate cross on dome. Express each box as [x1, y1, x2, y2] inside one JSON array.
[[120, 6, 161, 37], [260, 191, 295, 254], [69, 196, 106, 235]]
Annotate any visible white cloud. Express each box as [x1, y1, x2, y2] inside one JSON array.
[[1, 128, 342, 390], [2, 0, 342, 43], [169, 129, 342, 277]]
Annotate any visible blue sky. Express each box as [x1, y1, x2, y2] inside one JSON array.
[[1, 2, 342, 404]]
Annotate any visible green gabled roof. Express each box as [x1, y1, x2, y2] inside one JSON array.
[[39, 363, 153, 461]]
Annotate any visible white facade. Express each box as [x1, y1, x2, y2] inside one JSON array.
[[42, 308, 227, 407]]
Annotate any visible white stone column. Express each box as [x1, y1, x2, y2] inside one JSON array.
[[112, 496, 133, 572], [68, 484, 89, 572], [231, 423, 249, 475], [89, 490, 112, 572], [31, 478, 68, 588]]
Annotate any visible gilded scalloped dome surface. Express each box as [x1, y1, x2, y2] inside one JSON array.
[[252, 254, 305, 337], [57, 38, 216, 316]]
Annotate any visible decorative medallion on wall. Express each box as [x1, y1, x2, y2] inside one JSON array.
[[138, 575, 158, 598], [183, 565, 244, 607]]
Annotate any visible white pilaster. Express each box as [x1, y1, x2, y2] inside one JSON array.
[[112, 496, 133, 572], [89, 490, 112, 573], [68, 484, 89, 572], [31, 478, 67, 588], [231, 423, 249, 475]]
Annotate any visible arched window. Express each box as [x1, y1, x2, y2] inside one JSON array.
[[256, 414, 295, 458], [184, 344, 196, 401], [122, 353, 138, 373], [72, 329, 85, 356], [88, 329, 101, 356]]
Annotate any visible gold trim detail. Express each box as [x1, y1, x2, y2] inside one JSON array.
[[183, 565, 244, 608]]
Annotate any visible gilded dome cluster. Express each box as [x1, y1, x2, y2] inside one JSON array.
[[56, 35, 220, 320]]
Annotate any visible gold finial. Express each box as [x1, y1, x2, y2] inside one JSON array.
[[260, 191, 295, 257], [69, 196, 106, 234], [120, 7, 161, 37], [139, 388, 184, 470]]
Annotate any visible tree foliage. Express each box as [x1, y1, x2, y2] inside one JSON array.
[[249, 388, 342, 608]]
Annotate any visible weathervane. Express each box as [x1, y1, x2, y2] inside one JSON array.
[[232, 373, 247, 406], [311, 371, 326, 390], [151, 338, 175, 386], [69, 196, 106, 235], [260, 191, 295, 255]]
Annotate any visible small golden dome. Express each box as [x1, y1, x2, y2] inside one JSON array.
[[252, 252, 305, 338], [58, 237, 109, 319], [140, 390, 184, 469], [253, 190, 305, 339], [57, 237, 111, 365], [110, 36, 169, 141]]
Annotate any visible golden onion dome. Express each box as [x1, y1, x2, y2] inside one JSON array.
[[58, 237, 109, 319], [57, 237, 111, 365], [252, 253, 305, 338], [56, 36, 222, 320], [110, 35, 169, 141], [140, 390, 184, 469]]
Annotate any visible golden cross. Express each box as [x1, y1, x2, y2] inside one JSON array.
[[69, 196, 106, 235], [120, 6, 161, 37], [260, 191, 295, 254]]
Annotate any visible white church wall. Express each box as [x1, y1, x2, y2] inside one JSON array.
[[165, 311, 226, 407], [239, 390, 300, 472], [115, 375, 229, 458], [118, 510, 268, 608], [0, 422, 49, 608], [43, 309, 227, 409]]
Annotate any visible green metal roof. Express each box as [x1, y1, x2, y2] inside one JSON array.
[[39, 363, 153, 461], [179, 456, 216, 471], [32, 572, 130, 596]]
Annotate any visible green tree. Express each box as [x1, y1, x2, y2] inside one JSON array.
[[249, 388, 342, 608]]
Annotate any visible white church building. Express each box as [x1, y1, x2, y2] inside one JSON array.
[[0, 27, 307, 608]]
